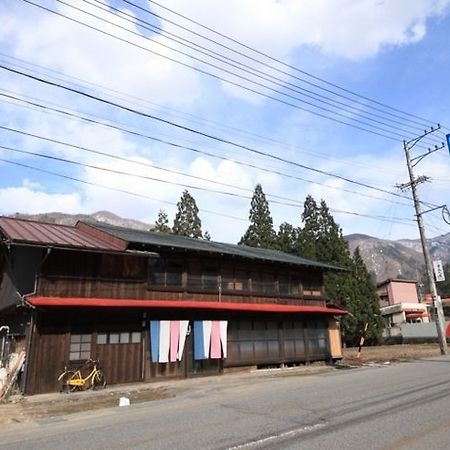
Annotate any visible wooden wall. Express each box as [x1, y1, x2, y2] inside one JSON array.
[[25, 309, 332, 394], [226, 318, 329, 367], [37, 249, 327, 307]]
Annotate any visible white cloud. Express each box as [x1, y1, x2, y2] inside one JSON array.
[[162, 0, 450, 61], [0, 184, 82, 214], [3, 0, 202, 106]]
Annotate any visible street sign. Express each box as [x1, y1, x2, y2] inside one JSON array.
[[433, 260, 445, 282], [447, 134, 450, 153]]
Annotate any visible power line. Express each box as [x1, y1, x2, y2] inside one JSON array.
[[0, 155, 416, 226], [0, 55, 406, 176], [0, 91, 414, 206], [146, 0, 447, 131], [0, 157, 246, 222], [83, 0, 435, 139], [63, 0, 444, 145], [0, 65, 414, 202], [0, 126, 319, 206], [19, 0, 441, 144]]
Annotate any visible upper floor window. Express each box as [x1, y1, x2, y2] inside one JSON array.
[[187, 265, 219, 291], [278, 275, 302, 296], [148, 258, 183, 288], [203, 267, 219, 291], [252, 272, 276, 295], [222, 268, 249, 292], [300, 271, 322, 297]]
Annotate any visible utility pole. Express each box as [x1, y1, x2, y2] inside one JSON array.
[[398, 126, 447, 355]]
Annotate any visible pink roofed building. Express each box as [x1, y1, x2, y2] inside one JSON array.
[[377, 279, 430, 338]]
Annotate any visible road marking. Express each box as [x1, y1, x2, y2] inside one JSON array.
[[227, 423, 325, 449]]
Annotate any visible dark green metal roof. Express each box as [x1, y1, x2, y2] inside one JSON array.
[[86, 222, 343, 271]]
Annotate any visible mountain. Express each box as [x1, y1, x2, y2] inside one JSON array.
[[8, 211, 152, 232], [345, 233, 450, 282]]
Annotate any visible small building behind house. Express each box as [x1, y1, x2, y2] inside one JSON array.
[[377, 278, 429, 339]]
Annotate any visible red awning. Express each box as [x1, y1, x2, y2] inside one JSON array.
[[405, 313, 426, 320], [26, 296, 347, 315]]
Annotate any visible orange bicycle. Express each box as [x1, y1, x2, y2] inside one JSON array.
[[58, 358, 106, 392]]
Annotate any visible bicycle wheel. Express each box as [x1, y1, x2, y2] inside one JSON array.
[[59, 371, 78, 393], [92, 370, 106, 390]]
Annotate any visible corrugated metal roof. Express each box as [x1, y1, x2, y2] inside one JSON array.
[[85, 222, 343, 271], [0, 216, 126, 251]]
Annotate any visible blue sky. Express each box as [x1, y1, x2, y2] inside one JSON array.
[[1, 0, 450, 244]]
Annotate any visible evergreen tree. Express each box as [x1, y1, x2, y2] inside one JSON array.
[[350, 247, 383, 344], [239, 184, 276, 248], [153, 209, 171, 233], [276, 222, 297, 254], [296, 195, 382, 345], [297, 195, 319, 259], [316, 200, 350, 265], [203, 231, 211, 241], [172, 190, 203, 238]]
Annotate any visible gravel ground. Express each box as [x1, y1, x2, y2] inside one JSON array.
[[0, 343, 442, 425]]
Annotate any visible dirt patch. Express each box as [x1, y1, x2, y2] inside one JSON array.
[[0, 385, 173, 425], [342, 343, 442, 365]]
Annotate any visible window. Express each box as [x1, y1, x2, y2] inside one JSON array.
[[148, 258, 183, 288], [221, 268, 249, 292], [96, 331, 142, 345], [69, 334, 91, 361], [187, 264, 219, 291], [202, 267, 218, 291], [303, 273, 322, 296], [235, 269, 249, 291], [289, 277, 302, 295], [251, 272, 276, 295], [279, 276, 290, 295]]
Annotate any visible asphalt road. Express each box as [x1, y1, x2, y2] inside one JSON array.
[[1, 357, 450, 449]]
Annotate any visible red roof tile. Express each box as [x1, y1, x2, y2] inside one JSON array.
[[0, 217, 126, 251]]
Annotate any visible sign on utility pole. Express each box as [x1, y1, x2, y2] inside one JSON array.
[[433, 260, 445, 282], [398, 126, 448, 355]]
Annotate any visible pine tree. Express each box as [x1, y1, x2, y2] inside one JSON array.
[[297, 195, 320, 259], [172, 190, 203, 238], [239, 184, 276, 248], [153, 209, 171, 233], [296, 195, 382, 345], [350, 247, 383, 344], [276, 222, 297, 254], [316, 200, 350, 265]]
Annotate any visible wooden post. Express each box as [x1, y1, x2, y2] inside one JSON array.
[[356, 322, 369, 359]]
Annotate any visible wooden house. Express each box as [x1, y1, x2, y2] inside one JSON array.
[[0, 216, 346, 394]]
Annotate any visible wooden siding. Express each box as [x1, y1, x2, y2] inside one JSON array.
[[25, 309, 333, 394], [96, 341, 142, 385], [26, 310, 145, 394], [225, 318, 329, 367], [26, 314, 70, 394], [37, 249, 326, 307]]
